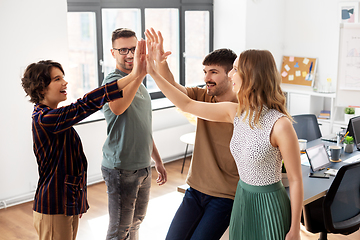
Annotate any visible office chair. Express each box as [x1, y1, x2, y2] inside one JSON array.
[[302, 161, 360, 240], [292, 114, 322, 142]]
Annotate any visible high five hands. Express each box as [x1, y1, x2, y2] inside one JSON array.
[[145, 28, 172, 64], [131, 28, 171, 78], [131, 38, 147, 78]]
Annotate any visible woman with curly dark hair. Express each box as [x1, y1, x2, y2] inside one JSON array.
[[21, 40, 146, 240]]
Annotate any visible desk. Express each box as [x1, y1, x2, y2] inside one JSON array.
[[301, 138, 360, 205], [177, 184, 189, 194], [177, 138, 360, 206]]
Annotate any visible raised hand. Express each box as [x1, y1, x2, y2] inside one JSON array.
[[145, 28, 171, 64], [132, 39, 147, 78], [146, 38, 158, 77]]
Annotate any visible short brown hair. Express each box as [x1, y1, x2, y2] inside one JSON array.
[[21, 60, 64, 104], [111, 28, 137, 46]]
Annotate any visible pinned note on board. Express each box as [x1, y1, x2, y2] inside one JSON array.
[[303, 58, 310, 65], [281, 56, 317, 87]]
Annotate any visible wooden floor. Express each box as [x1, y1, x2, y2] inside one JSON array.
[[0, 158, 359, 240]]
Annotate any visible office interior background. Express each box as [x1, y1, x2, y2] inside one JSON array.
[[0, 0, 346, 208]]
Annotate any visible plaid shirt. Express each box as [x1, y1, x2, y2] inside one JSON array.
[[32, 80, 122, 215]]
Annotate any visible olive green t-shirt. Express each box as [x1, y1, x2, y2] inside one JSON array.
[[101, 69, 152, 170]]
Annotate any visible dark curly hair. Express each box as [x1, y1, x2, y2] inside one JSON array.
[[21, 60, 64, 104], [202, 48, 237, 74]]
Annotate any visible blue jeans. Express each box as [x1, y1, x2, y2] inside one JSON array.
[[166, 187, 234, 240], [101, 166, 151, 240]]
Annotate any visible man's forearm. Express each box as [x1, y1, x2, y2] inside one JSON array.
[[157, 61, 187, 94]]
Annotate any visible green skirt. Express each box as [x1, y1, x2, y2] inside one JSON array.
[[229, 179, 291, 240]]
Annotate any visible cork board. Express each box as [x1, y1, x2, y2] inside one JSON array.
[[280, 56, 317, 87]]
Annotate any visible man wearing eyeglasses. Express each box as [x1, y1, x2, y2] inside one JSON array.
[[101, 28, 167, 240]]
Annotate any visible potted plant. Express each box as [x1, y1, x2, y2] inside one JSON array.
[[344, 136, 354, 153], [281, 160, 289, 187], [344, 107, 355, 123]]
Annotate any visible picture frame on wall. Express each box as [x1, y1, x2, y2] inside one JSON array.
[[339, 2, 359, 23]]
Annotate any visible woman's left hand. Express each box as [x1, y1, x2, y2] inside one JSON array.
[[285, 228, 301, 240]]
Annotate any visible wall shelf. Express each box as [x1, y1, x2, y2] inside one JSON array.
[[281, 84, 336, 136]]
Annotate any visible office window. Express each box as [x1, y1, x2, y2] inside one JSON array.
[[67, 12, 98, 104], [102, 9, 142, 78], [185, 11, 210, 86], [145, 8, 180, 93], [67, 0, 213, 112]]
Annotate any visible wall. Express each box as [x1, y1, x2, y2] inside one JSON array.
[[283, 0, 340, 92], [214, 0, 342, 93], [0, 0, 194, 208], [245, 0, 286, 68], [214, 0, 286, 72], [0, 0, 70, 207], [213, 0, 247, 54], [0, 0, 349, 207]]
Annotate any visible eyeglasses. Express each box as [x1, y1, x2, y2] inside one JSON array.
[[113, 47, 136, 55]]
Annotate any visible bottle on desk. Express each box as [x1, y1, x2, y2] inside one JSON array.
[[336, 132, 341, 146]]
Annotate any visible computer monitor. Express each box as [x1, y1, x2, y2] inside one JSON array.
[[347, 116, 360, 150], [346, 116, 360, 138]]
